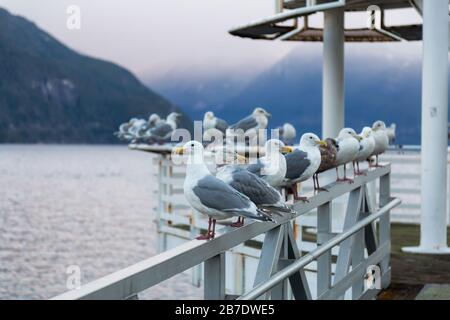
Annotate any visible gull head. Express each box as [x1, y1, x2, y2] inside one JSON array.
[[204, 111, 215, 120], [372, 121, 387, 131], [253, 107, 271, 118], [174, 140, 204, 156], [338, 128, 362, 142], [361, 127, 373, 138], [167, 112, 181, 123], [265, 139, 293, 155], [300, 133, 327, 148], [149, 114, 160, 123]]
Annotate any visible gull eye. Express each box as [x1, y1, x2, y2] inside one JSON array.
[[191, 143, 194, 147]]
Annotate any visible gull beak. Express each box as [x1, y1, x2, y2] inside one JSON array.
[[353, 134, 363, 142], [265, 111, 272, 117], [174, 147, 185, 155], [318, 140, 327, 147], [281, 146, 294, 154], [236, 154, 247, 164]]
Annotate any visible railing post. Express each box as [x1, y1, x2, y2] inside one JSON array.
[[379, 173, 391, 280], [204, 253, 226, 300], [317, 201, 332, 296]]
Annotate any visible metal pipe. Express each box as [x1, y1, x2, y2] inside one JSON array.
[[238, 198, 401, 300], [229, 0, 345, 34], [404, 0, 450, 254], [322, 7, 345, 139]]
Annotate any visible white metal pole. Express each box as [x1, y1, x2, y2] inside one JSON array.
[[403, 0, 450, 254], [322, 8, 345, 139]]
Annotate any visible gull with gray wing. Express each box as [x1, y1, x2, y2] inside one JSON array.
[[175, 141, 275, 240], [281, 133, 325, 201]]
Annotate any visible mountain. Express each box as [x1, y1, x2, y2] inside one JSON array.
[[146, 69, 253, 122], [0, 8, 191, 143], [156, 46, 445, 146], [222, 49, 434, 145]]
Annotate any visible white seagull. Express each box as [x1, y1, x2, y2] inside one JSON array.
[[371, 121, 389, 167], [175, 141, 275, 240], [246, 139, 292, 187], [145, 112, 180, 144], [217, 165, 295, 227], [334, 128, 362, 183], [277, 123, 297, 145], [203, 111, 229, 134], [354, 127, 375, 175], [281, 133, 325, 201], [229, 108, 271, 144]]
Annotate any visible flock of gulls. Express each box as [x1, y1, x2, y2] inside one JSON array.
[[115, 112, 182, 144], [116, 108, 395, 240]]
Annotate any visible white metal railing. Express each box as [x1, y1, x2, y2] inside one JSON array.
[[53, 163, 398, 300]]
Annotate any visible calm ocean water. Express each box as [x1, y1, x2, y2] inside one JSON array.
[[0, 145, 202, 300]]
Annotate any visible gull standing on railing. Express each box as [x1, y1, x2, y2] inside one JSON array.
[[334, 128, 362, 183], [228, 107, 271, 144], [246, 139, 292, 187], [277, 123, 297, 145], [354, 127, 375, 175], [175, 141, 275, 240], [313, 138, 338, 192], [371, 121, 390, 167], [144, 112, 180, 144], [216, 165, 295, 227], [281, 133, 325, 201], [203, 111, 229, 134]]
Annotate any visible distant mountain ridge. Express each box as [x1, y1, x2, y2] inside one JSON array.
[[0, 8, 191, 143], [153, 47, 450, 145]]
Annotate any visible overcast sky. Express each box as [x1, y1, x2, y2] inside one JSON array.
[[0, 0, 423, 80]]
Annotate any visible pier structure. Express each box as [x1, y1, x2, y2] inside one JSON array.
[[53, 153, 399, 300], [230, 0, 449, 254]]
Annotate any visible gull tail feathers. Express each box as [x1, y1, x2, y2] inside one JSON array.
[[222, 209, 276, 223], [258, 204, 296, 216]]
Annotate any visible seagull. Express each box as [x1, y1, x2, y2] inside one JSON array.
[[203, 111, 229, 134], [335, 128, 362, 183], [354, 127, 375, 175], [246, 139, 293, 187], [129, 118, 148, 142], [281, 133, 325, 201], [216, 165, 295, 227], [175, 141, 275, 240], [148, 114, 162, 129], [145, 112, 181, 144], [386, 123, 396, 144], [229, 108, 271, 144], [204, 148, 247, 175], [313, 138, 338, 192], [277, 123, 297, 145], [371, 121, 389, 167], [115, 118, 138, 141]]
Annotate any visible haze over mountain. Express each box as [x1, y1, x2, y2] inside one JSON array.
[[0, 8, 191, 143], [151, 47, 448, 145]]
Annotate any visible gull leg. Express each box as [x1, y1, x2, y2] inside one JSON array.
[[292, 183, 309, 202], [231, 216, 245, 228], [341, 164, 354, 184], [209, 219, 217, 239], [196, 217, 213, 240], [314, 173, 329, 192]]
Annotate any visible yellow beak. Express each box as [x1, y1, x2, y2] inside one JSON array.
[[318, 140, 327, 147], [281, 146, 294, 154], [174, 147, 185, 155], [236, 154, 248, 163], [353, 134, 363, 142]]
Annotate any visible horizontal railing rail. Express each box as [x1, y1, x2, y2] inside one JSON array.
[[238, 198, 400, 300], [53, 165, 396, 300]]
